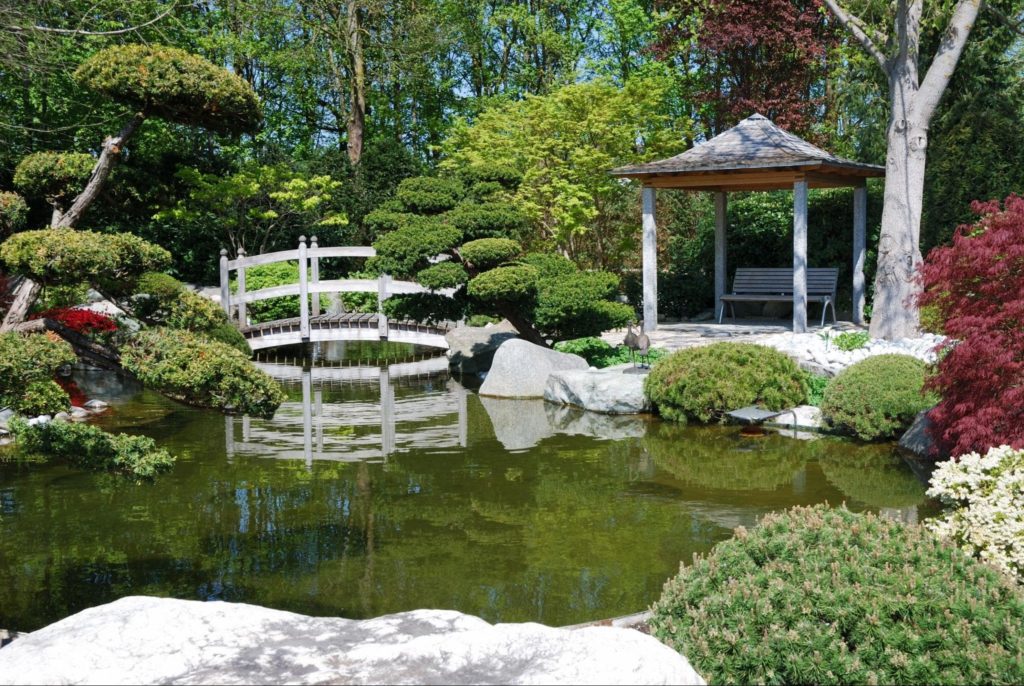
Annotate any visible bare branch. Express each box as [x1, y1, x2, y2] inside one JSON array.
[[823, 0, 890, 73], [5, 3, 176, 36], [916, 0, 983, 123]]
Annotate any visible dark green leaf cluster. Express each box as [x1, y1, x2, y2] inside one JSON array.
[[394, 177, 463, 214], [533, 271, 633, 341], [820, 354, 936, 441], [644, 342, 806, 423], [371, 220, 462, 276], [466, 264, 538, 307], [447, 202, 528, 240], [16, 381, 70, 417], [74, 45, 261, 135], [0, 332, 76, 413], [121, 328, 284, 417], [136, 271, 250, 355], [650, 505, 1024, 685], [455, 162, 522, 190], [459, 238, 521, 269], [0, 191, 28, 237], [10, 418, 174, 479], [518, 252, 576, 277], [1, 228, 171, 293], [415, 261, 468, 290], [13, 151, 94, 202]]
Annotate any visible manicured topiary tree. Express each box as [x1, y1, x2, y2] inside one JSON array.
[[651, 505, 1024, 685], [0, 191, 28, 238], [368, 171, 633, 346], [1, 44, 260, 331], [918, 194, 1024, 456]]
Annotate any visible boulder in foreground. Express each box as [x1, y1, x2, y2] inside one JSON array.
[[0, 596, 704, 685], [480, 339, 588, 398], [544, 364, 651, 415]]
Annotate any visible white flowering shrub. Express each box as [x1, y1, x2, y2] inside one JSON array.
[[927, 445, 1024, 581]]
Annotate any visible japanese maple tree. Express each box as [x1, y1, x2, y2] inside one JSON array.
[[918, 194, 1024, 456]]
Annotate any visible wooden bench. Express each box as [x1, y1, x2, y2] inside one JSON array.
[[718, 267, 838, 326]]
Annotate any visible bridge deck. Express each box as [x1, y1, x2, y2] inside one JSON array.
[[241, 312, 453, 350]]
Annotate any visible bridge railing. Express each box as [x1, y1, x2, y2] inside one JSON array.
[[219, 236, 455, 341]]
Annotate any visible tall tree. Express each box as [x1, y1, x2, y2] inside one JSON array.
[[823, 0, 985, 339]]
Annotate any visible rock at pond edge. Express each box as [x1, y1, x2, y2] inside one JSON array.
[[544, 364, 651, 415], [445, 320, 519, 375], [479, 339, 588, 398]]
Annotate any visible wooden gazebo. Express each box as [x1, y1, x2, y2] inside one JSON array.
[[611, 114, 885, 333]]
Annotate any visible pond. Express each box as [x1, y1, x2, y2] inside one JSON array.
[[0, 342, 937, 633]]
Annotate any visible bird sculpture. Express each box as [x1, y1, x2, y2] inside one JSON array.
[[623, 322, 651, 368], [636, 329, 651, 368]]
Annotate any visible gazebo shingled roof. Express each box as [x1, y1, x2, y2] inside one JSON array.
[[611, 113, 884, 191], [616, 114, 884, 333]]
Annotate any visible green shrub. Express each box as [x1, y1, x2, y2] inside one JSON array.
[[16, 381, 70, 417], [1, 228, 171, 293], [832, 330, 870, 351], [644, 343, 806, 423], [371, 221, 463, 276], [135, 272, 250, 355], [446, 202, 527, 240], [13, 151, 94, 202], [554, 336, 665, 368], [122, 328, 283, 417], [0, 191, 28, 237], [394, 176, 463, 214], [467, 264, 538, 308], [533, 271, 634, 341], [801, 371, 829, 406], [136, 271, 186, 300], [0, 332, 76, 411], [650, 505, 1024, 685], [10, 418, 174, 479], [416, 261, 468, 290], [459, 238, 522, 269], [74, 44, 260, 135], [820, 354, 936, 441]]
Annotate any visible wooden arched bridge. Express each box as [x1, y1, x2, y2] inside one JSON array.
[[219, 237, 457, 351]]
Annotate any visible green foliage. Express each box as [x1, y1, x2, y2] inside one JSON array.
[[0, 228, 170, 293], [394, 176, 463, 214], [644, 343, 806, 423], [650, 505, 1024, 685], [0, 191, 28, 237], [821, 354, 936, 441], [0, 332, 76, 411], [13, 151, 93, 203], [533, 271, 633, 341], [371, 221, 463, 275], [122, 329, 283, 417], [554, 336, 665, 368], [833, 330, 870, 351], [467, 264, 538, 308], [10, 418, 174, 479], [459, 238, 521, 269], [801, 371, 830, 407], [415, 261, 468, 290], [518, 252, 578, 278], [16, 381, 70, 417], [163, 288, 251, 356], [74, 44, 261, 135], [136, 271, 185, 301], [446, 202, 528, 240], [34, 284, 89, 312]]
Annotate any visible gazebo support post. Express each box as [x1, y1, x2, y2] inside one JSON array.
[[714, 192, 728, 321], [793, 178, 808, 333], [642, 186, 658, 332], [852, 183, 867, 326]]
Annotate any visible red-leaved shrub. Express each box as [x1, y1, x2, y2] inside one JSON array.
[[918, 194, 1024, 456], [30, 307, 118, 334]]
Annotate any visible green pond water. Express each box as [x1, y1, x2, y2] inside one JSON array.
[[0, 343, 937, 633]]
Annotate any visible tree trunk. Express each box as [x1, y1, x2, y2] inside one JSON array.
[[497, 308, 548, 348], [0, 279, 41, 332], [345, 0, 366, 166]]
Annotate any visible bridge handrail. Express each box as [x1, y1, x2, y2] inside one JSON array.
[[219, 236, 456, 342]]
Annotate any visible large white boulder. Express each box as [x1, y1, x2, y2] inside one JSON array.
[[445, 321, 519, 374], [480, 339, 588, 398], [544, 364, 651, 414], [0, 596, 704, 686]]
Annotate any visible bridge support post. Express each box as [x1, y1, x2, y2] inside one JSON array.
[[310, 236, 320, 317], [298, 236, 310, 341], [236, 248, 247, 326], [219, 249, 231, 316], [378, 273, 390, 340]]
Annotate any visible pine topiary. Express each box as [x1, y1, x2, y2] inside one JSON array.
[[650, 505, 1024, 685], [0, 191, 28, 237], [644, 343, 806, 423], [820, 354, 935, 441], [13, 152, 94, 204]]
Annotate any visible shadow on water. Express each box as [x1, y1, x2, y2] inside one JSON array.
[[0, 340, 936, 632]]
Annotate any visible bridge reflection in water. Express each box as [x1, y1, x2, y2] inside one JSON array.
[[224, 354, 467, 465]]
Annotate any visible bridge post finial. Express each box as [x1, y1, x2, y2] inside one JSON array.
[[299, 235, 307, 244]]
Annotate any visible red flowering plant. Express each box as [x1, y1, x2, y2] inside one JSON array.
[[918, 194, 1024, 456], [30, 307, 118, 335]]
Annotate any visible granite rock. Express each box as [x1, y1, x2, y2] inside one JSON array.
[[0, 596, 704, 686], [445, 321, 519, 374], [480, 340, 588, 398], [544, 364, 651, 415]]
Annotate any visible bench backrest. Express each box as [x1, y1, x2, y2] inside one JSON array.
[[731, 267, 838, 297]]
